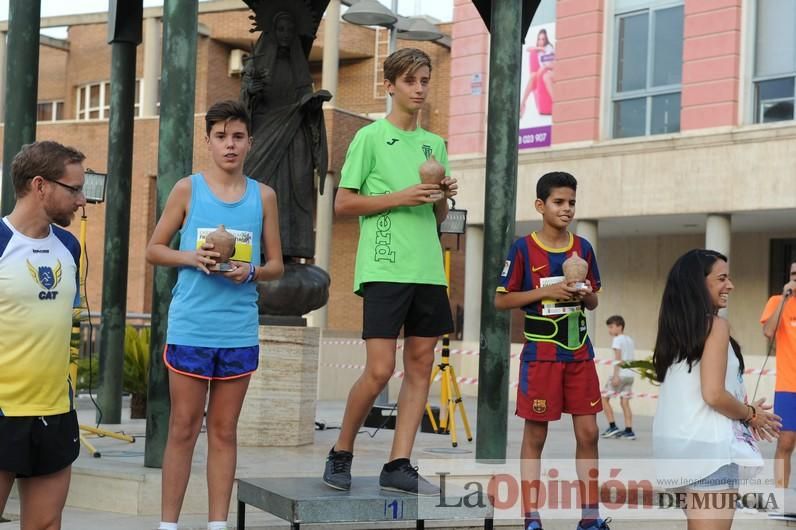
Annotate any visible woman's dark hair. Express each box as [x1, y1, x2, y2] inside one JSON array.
[[729, 336, 744, 374], [652, 249, 743, 382]]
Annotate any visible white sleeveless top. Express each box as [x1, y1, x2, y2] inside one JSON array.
[[652, 343, 762, 488]]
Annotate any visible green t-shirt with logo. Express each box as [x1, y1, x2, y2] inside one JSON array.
[[339, 119, 449, 295]]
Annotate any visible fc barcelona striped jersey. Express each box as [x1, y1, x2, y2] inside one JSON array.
[[496, 232, 601, 362], [0, 217, 79, 416]]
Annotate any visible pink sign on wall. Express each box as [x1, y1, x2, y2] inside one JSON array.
[[518, 21, 555, 149]]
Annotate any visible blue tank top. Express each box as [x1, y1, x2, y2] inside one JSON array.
[[167, 173, 263, 347]]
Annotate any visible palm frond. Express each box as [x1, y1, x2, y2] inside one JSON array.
[[74, 325, 150, 395], [620, 358, 660, 386]]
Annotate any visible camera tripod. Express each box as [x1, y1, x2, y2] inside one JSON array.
[[424, 334, 472, 447], [73, 208, 135, 457]]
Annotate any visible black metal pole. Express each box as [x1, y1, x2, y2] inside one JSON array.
[[237, 501, 246, 530], [475, 0, 523, 462], [145, 0, 198, 468], [97, 0, 143, 423], [1, 1, 40, 216]]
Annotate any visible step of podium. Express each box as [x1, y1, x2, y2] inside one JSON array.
[[237, 476, 492, 529]]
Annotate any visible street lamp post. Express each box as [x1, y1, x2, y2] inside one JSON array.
[[386, 0, 397, 114]]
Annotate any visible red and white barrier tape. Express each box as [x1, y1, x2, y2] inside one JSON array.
[[321, 361, 777, 400], [321, 341, 776, 376], [323, 363, 655, 399], [322, 362, 471, 385], [601, 390, 658, 399]]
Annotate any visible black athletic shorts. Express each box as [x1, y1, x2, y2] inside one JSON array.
[[0, 410, 80, 477], [361, 282, 454, 339]]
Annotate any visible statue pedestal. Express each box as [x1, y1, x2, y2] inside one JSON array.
[[238, 325, 320, 447]]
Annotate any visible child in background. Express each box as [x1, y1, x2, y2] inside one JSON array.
[[600, 315, 636, 440]]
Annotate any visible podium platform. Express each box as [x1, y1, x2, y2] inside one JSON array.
[[236, 476, 494, 529]]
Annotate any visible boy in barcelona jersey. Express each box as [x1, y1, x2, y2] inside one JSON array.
[[495, 172, 609, 530]]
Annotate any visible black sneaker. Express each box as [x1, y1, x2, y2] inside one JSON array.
[[576, 517, 611, 530], [617, 430, 637, 440], [323, 447, 353, 491], [379, 460, 440, 496]]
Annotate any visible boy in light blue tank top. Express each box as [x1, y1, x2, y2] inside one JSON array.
[[146, 100, 284, 530]]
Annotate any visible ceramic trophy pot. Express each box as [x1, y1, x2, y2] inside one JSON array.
[[419, 155, 445, 200], [562, 251, 588, 290], [205, 224, 237, 272]]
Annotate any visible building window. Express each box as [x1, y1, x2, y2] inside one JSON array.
[[612, 4, 683, 138], [753, 0, 796, 123], [75, 79, 149, 120], [37, 101, 64, 122], [769, 238, 796, 295], [76, 81, 108, 120]]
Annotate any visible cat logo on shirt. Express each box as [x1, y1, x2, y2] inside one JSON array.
[[27, 259, 62, 300]]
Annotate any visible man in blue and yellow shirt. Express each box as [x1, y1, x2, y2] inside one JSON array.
[[0, 141, 86, 528]]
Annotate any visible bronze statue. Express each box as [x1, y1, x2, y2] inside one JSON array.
[[241, 1, 331, 260], [242, 0, 332, 322]]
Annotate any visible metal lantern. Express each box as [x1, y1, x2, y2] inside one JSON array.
[[83, 169, 107, 204], [439, 199, 467, 235]]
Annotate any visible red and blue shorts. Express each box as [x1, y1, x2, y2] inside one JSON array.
[[516, 360, 602, 421], [164, 344, 259, 380]]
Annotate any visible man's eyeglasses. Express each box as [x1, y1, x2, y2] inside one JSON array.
[[42, 177, 84, 196]]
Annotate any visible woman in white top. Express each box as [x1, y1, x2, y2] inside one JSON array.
[[652, 249, 781, 529]]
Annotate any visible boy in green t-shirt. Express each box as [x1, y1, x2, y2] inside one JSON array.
[[322, 48, 457, 496]]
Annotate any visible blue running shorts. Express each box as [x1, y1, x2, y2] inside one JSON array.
[[164, 344, 259, 380]]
